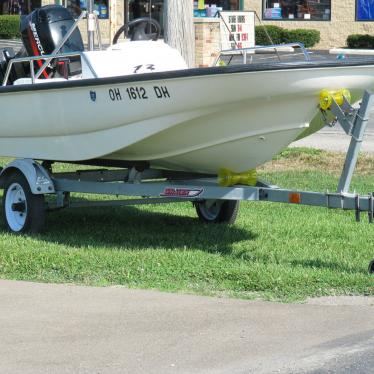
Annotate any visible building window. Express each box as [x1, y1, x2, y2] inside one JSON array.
[[192, 0, 240, 11], [64, 0, 109, 19], [263, 1, 331, 21], [129, 1, 164, 22], [356, 0, 374, 21], [0, 0, 41, 14], [128, 1, 165, 35], [204, 0, 240, 9]]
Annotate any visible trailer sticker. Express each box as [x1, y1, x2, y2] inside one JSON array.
[[160, 187, 203, 198], [90, 91, 97, 102]]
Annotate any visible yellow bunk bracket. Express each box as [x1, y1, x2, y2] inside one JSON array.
[[218, 168, 257, 187], [319, 89, 351, 110]]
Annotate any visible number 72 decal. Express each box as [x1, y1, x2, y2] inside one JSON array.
[[133, 64, 156, 74]]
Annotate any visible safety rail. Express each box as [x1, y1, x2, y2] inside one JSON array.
[[1, 9, 102, 86], [214, 42, 311, 66], [1, 51, 98, 86]]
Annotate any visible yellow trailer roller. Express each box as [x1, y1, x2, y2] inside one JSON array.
[[319, 89, 351, 110]]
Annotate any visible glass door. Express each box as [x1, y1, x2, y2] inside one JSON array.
[[128, 0, 164, 34]]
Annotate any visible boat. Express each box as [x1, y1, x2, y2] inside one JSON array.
[[1, 5, 374, 174]]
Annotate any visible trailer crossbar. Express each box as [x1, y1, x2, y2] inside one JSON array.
[[51, 176, 374, 219]]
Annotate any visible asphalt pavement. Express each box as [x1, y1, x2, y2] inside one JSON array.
[[0, 280, 373, 374], [291, 111, 374, 152], [0, 38, 22, 52]]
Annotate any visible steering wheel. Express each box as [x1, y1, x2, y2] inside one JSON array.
[[112, 17, 161, 44]]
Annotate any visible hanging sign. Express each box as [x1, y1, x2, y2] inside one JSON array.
[[219, 11, 255, 51], [356, 0, 374, 20]]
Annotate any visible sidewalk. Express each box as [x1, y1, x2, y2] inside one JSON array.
[[291, 102, 374, 153], [291, 123, 374, 153], [0, 39, 22, 52], [0, 280, 373, 374]]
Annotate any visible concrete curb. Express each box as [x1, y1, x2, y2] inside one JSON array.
[[330, 47, 374, 56]]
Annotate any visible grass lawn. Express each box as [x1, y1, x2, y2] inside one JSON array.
[[0, 148, 373, 302]]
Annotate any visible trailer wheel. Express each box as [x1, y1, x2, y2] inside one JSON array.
[[2, 171, 45, 233], [195, 200, 239, 224], [369, 260, 374, 274]]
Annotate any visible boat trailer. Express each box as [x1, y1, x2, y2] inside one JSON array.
[[0, 91, 374, 273]]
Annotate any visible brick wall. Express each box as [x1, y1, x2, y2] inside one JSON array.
[[79, 20, 111, 45], [195, 18, 221, 67], [244, 0, 374, 49]]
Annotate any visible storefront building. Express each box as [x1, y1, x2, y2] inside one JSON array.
[[2, 1, 374, 51], [245, 1, 374, 48], [2, 1, 243, 41], [195, 1, 374, 51], [0, 0, 40, 14]]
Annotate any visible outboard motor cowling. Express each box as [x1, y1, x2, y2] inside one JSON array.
[[20, 5, 84, 77]]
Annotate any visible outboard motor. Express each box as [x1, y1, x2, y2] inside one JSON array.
[[20, 5, 84, 78]]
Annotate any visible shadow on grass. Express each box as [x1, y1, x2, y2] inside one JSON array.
[[289, 258, 365, 274], [4, 205, 256, 255], [232, 248, 367, 275]]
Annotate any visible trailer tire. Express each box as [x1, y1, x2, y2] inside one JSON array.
[[369, 260, 374, 274], [195, 200, 239, 224], [2, 171, 45, 233]]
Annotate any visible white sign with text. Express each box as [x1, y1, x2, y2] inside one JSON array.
[[219, 11, 255, 51]]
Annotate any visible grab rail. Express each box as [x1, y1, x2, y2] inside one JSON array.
[[214, 42, 311, 66], [1, 51, 98, 86], [1, 9, 102, 86]]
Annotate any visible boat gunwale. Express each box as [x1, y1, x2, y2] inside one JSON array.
[[2, 59, 374, 94]]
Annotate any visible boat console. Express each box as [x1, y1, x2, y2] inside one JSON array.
[[0, 4, 189, 86]]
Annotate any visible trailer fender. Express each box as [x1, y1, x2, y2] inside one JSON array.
[[0, 159, 55, 194]]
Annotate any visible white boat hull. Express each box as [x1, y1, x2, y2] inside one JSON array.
[[2, 63, 374, 173]]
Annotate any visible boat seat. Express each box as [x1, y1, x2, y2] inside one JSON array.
[[0, 47, 30, 85], [0, 48, 15, 84]]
